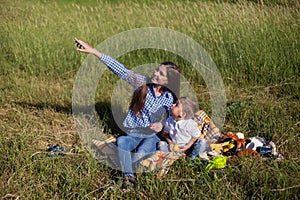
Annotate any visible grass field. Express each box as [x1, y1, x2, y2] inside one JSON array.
[[1, 0, 299, 199]]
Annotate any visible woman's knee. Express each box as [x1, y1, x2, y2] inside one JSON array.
[[117, 136, 132, 149], [117, 135, 140, 152], [117, 136, 138, 151], [136, 141, 157, 154]]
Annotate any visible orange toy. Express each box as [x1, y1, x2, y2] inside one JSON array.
[[225, 132, 249, 149]]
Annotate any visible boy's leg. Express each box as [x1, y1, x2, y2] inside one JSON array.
[[157, 141, 170, 152], [187, 139, 209, 159]]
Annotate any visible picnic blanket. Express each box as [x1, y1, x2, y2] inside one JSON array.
[[92, 137, 183, 177], [92, 110, 222, 177], [92, 137, 120, 169], [194, 110, 221, 144]]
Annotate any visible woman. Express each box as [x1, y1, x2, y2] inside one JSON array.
[[75, 38, 180, 188]]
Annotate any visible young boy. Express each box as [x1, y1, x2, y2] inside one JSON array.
[[158, 97, 209, 158]]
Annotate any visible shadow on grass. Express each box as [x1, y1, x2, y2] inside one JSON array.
[[15, 101, 125, 136], [95, 101, 125, 136], [15, 101, 71, 114]]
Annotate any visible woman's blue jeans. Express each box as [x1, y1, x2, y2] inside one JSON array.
[[116, 134, 160, 176]]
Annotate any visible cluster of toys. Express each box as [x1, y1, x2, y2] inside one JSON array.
[[207, 131, 283, 161], [193, 110, 283, 172]]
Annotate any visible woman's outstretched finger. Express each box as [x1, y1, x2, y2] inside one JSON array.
[[75, 38, 84, 47], [76, 43, 83, 49]]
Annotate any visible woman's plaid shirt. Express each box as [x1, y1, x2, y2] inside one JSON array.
[[100, 54, 174, 128]]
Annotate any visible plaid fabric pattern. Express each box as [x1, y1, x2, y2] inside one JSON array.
[[194, 110, 221, 144], [138, 150, 182, 178], [100, 54, 147, 89], [93, 137, 120, 169], [123, 84, 174, 128], [100, 54, 174, 128]]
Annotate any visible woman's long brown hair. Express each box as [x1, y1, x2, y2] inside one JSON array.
[[129, 84, 149, 116], [129, 62, 180, 116]]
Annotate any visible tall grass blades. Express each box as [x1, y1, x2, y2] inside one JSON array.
[[0, 0, 299, 199]]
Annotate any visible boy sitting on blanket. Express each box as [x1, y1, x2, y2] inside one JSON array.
[[158, 97, 209, 159]]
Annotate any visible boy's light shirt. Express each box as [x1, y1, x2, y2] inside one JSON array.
[[164, 116, 201, 146]]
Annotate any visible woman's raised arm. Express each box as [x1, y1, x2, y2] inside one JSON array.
[[74, 38, 147, 88]]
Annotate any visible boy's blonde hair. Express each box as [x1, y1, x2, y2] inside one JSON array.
[[179, 97, 198, 119]]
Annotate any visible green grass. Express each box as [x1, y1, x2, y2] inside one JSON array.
[[1, 0, 299, 199]]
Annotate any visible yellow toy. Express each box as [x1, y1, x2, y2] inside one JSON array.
[[210, 141, 235, 154], [173, 144, 180, 152]]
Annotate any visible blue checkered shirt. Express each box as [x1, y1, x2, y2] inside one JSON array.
[[100, 54, 174, 129]]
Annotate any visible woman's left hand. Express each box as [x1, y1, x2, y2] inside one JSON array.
[[74, 38, 102, 57], [150, 122, 163, 132]]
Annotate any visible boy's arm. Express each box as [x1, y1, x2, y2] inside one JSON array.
[[161, 132, 173, 144], [161, 132, 176, 152], [178, 137, 198, 153], [178, 119, 201, 153]]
